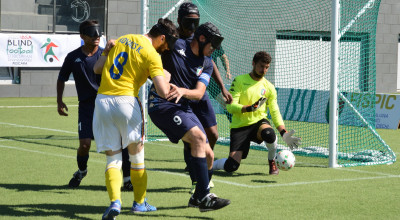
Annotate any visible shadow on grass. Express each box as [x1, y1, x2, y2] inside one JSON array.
[[212, 170, 265, 177], [0, 183, 106, 193], [252, 179, 277, 184], [0, 203, 214, 220], [0, 203, 104, 220], [148, 186, 188, 194]]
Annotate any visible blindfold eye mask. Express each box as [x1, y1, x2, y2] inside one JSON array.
[[211, 35, 224, 49], [155, 23, 178, 50], [165, 34, 178, 50], [82, 24, 100, 37], [181, 17, 200, 31]]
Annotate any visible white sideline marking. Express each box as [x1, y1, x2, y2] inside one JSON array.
[[0, 105, 78, 108], [248, 175, 400, 188], [0, 122, 77, 134], [1, 144, 399, 189], [338, 168, 394, 176]]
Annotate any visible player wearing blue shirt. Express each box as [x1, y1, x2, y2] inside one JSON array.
[[56, 20, 132, 190], [175, 2, 233, 194], [148, 22, 231, 212]]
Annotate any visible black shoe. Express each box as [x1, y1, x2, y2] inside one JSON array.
[[198, 193, 230, 212], [122, 180, 133, 191], [68, 170, 87, 188], [188, 195, 200, 208]]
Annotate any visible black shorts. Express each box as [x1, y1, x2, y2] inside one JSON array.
[[230, 118, 271, 159], [78, 97, 96, 139]]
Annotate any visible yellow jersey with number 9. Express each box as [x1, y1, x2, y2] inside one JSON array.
[[98, 34, 164, 97]]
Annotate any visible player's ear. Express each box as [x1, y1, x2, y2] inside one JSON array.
[[199, 35, 206, 43]]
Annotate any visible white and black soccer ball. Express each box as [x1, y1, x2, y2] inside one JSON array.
[[275, 150, 295, 171]]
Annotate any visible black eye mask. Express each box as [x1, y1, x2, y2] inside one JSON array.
[[181, 17, 200, 31], [210, 35, 224, 49], [82, 25, 100, 37], [155, 23, 178, 50]]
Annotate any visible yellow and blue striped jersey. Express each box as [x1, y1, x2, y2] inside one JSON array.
[[227, 73, 284, 128], [98, 34, 164, 97]]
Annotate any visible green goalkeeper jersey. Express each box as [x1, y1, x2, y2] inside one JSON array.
[[227, 73, 284, 129]]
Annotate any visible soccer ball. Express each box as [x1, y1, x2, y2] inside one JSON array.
[[275, 150, 295, 171]]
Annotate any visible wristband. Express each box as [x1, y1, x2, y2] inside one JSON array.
[[280, 129, 287, 137], [245, 106, 253, 112]]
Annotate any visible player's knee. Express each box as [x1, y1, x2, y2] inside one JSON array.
[[189, 129, 207, 145], [79, 140, 91, 151], [129, 149, 144, 165], [106, 152, 122, 171], [261, 127, 276, 144], [224, 157, 240, 173]]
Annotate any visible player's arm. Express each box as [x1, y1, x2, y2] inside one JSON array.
[[220, 54, 231, 79], [226, 77, 244, 114], [93, 39, 115, 74], [168, 81, 207, 103], [56, 55, 73, 116], [211, 60, 232, 104], [56, 80, 68, 116], [152, 69, 171, 99], [268, 88, 301, 149]]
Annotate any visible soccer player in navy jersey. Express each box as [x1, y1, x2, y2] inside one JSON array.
[[176, 2, 233, 194], [148, 22, 230, 212], [56, 20, 132, 190]]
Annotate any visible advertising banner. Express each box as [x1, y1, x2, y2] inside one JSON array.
[[212, 88, 400, 129], [375, 94, 400, 129], [0, 33, 106, 67]]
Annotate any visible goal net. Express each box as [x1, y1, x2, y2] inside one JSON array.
[[144, 0, 396, 167]]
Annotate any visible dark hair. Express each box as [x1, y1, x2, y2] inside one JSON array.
[[253, 51, 272, 64], [79, 20, 99, 34], [178, 2, 199, 20], [148, 18, 178, 39]]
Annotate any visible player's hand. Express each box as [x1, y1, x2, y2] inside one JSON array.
[[222, 88, 233, 104], [103, 39, 115, 56], [282, 130, 301, 150], [245, 97, 267, 112], [167, 83, 184, 103], [57, 101, 68, 116]]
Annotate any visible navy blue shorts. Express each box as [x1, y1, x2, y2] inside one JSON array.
[[189, 93, 217, 129], [148, 100, 206, 144], [78, 97, 95, 139], [230, 118, 271, 159]]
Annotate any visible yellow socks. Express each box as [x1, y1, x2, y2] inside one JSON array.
[[130, 164, 147, 204], [105, 168, 122, 202]]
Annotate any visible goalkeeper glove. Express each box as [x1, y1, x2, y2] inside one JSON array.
[[245, 97, 267, 112], [281, 129, 301, 150]]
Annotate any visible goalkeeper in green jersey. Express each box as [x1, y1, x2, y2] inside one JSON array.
[[213, 51, 301, 175]]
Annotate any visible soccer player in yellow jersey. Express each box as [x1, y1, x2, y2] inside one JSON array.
[[213, 51, 301, 175], [92, 18, 178, 220]]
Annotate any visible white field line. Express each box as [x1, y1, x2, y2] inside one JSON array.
[[1, 122, 399, 187], [2, 143, 399, 189], [0, 105, 78, 108], [0, 122, 77, 134]]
